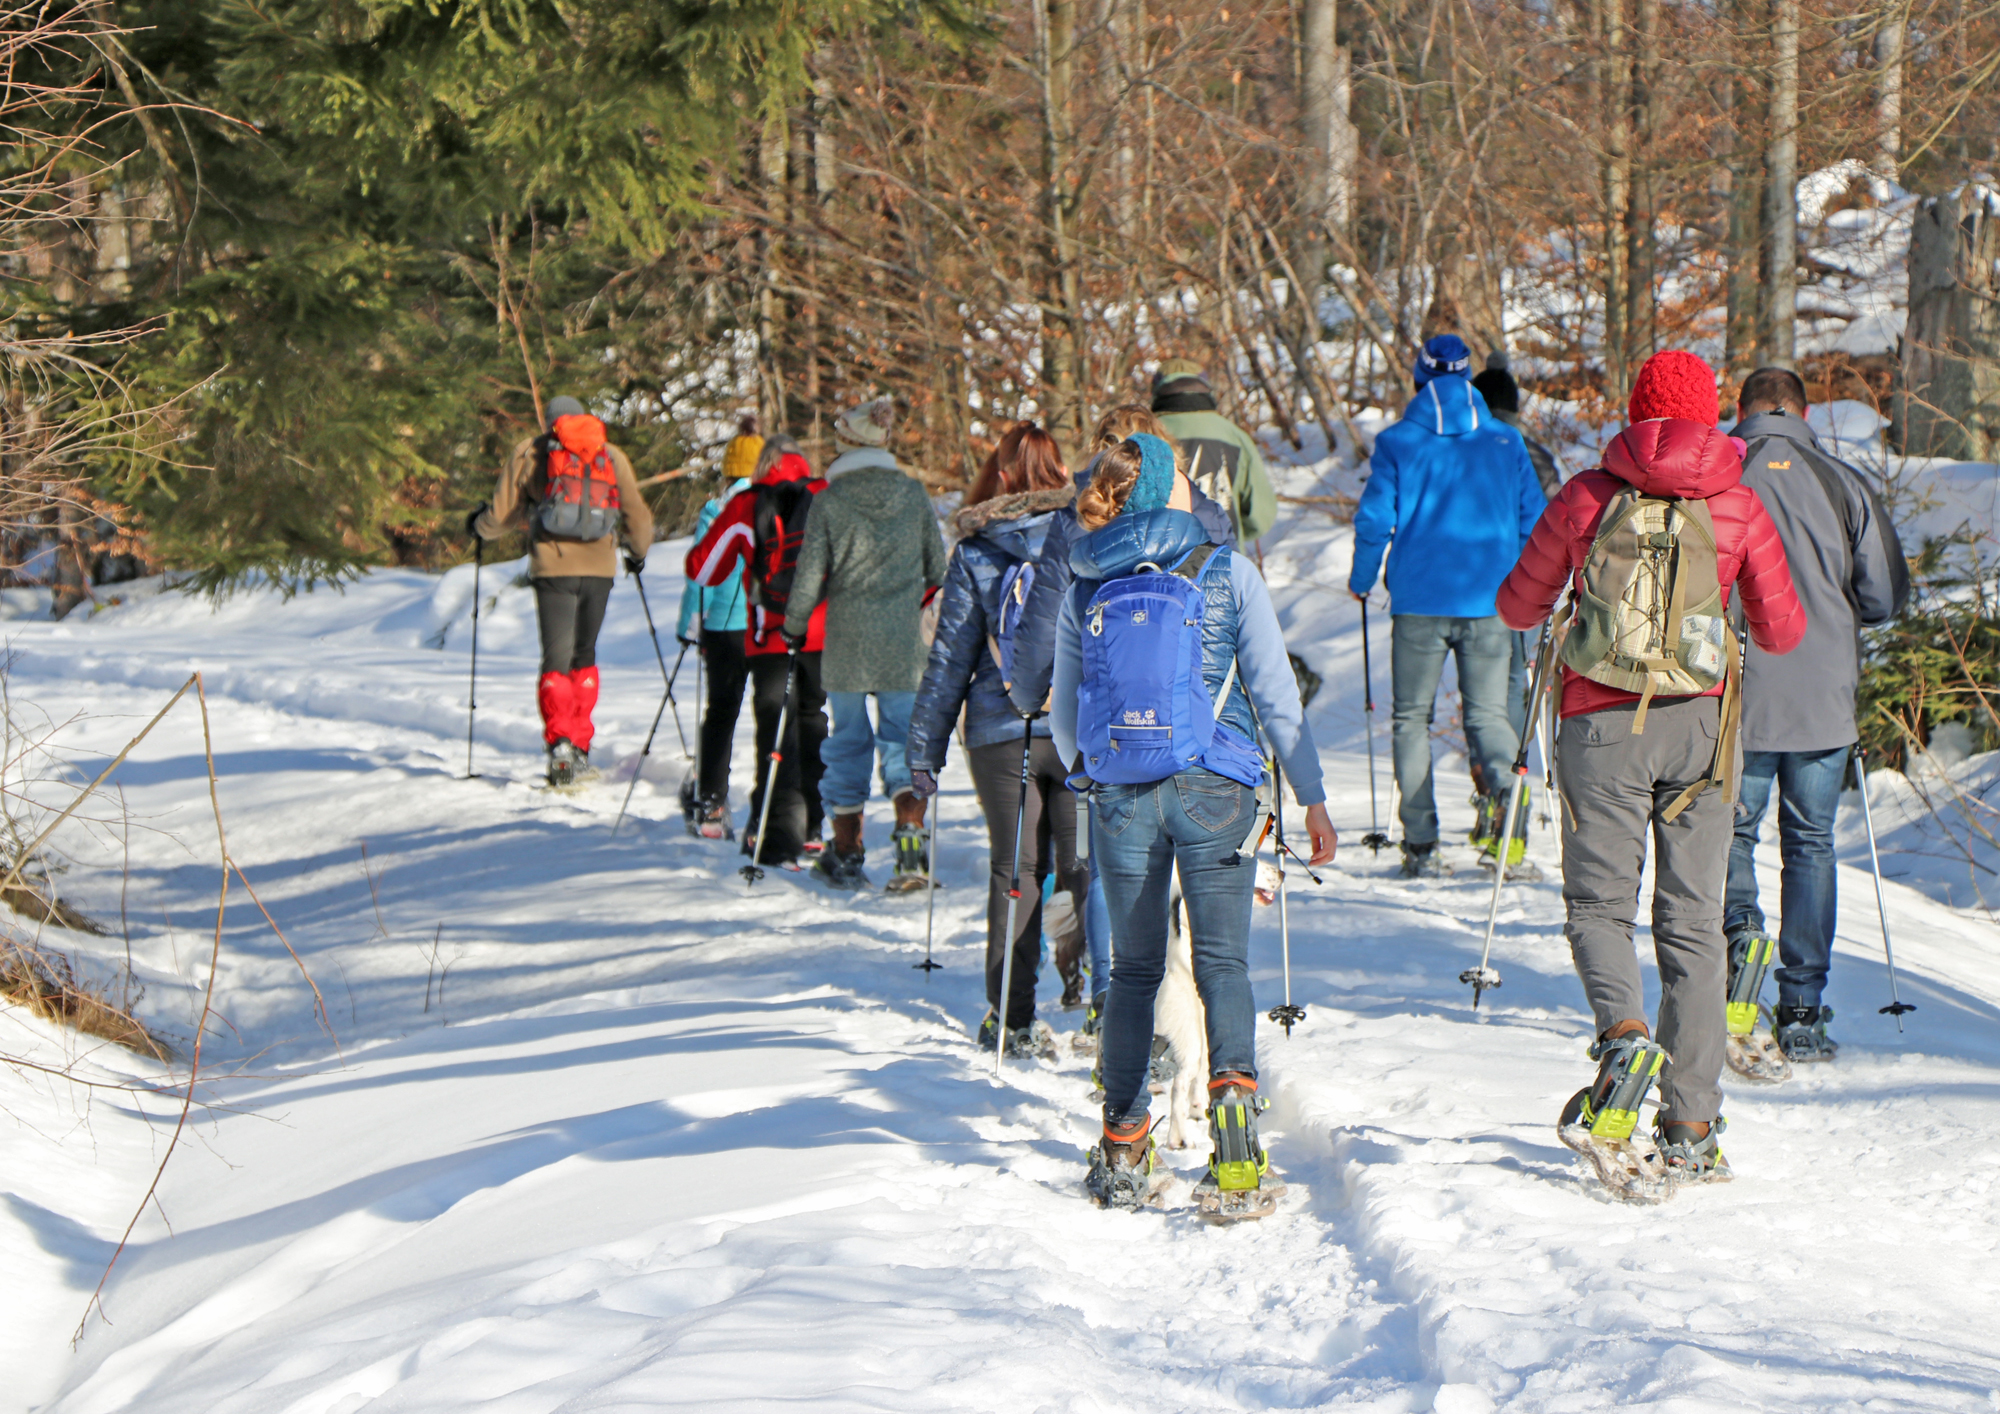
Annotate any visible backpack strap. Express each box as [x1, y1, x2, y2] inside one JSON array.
[[1660, 621, 1743, 823]]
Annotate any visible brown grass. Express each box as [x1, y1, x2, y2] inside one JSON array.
[[0, 939, 168, 1061]]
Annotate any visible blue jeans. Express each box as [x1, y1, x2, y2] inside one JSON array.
[[1093, 768, 1258, 1126], [1390, 614, 1520, 844], [1506, 628, 1533, 739], [1725, 746, 1849, 1010], [1085, 832, 1111, 1007], [821, 690, 915, 813]]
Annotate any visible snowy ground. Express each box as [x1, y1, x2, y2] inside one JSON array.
[[5, 485, 2000, 1412]]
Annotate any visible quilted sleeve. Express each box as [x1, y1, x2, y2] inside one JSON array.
[[906, 547, 987, 773], [1496, 487, 1583, 631]]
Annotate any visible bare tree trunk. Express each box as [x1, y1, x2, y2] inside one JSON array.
[[1597, 0, 1632, 403], [1873, 2, 1906, 181], [1300, 0, 1356, 272], [1720, 9, 1764, 380], [1762, 0, 1799, 366], [1625, 0, 1659, 361], [757, 111, 789, 432], [1101, 0, 1136, 236], [1034, 0, 1085, 447]]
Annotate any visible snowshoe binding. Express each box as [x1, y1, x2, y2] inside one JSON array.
[[1657, 1116, 1732, 1187], [1194, 1074, 1282, 1223], [1071, 997, 1105, 1055], [1086, 1119, 1165, 1211], [1723, 932, 1791, 1083], [1473, 789, 1539, 880], [885, 823, 930, 894], [1774, 1004, 1839, 1063], [812, 848, 868, 892], [540, 740, 600, 793], [1146, 1033, 1178, 1092], [1558, 1030, 1672, 1203], [975, 1010, 1058, 1061], [1398, 841, 1446, 880]]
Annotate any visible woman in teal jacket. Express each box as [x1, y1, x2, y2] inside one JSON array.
[[677, 476, 751, 832]]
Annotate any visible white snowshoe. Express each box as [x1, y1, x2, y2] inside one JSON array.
[[1558, 1034, 1673, 1204], [1085, 1127, 1168, 1211]]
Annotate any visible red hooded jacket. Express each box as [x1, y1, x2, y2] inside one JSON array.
[[1496, 418, 1807, 718], [684, 452, 829, 655]]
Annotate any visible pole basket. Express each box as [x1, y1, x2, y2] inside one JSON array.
[[913, 957, 943, 973], [1267, 1002, 1306, 1035], [1361, 830, 1389, 852], [1459, 966, 1503, 1007], [1880, 1000, 1916, 1018]]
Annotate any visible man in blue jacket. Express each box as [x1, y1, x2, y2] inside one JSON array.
[[1348, 334, 1547, 878]]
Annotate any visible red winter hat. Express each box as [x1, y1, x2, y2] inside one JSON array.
[[1627, 350, 1719, 427]]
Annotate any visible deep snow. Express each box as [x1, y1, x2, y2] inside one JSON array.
[[4, 465, 2000, 1412]]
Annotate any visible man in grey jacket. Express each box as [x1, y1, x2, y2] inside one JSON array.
[[784, 396, 949, 891], [1725, 367, 1909, 1062]]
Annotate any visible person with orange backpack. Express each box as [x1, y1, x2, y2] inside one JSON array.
[[1496, 351, 1806, 1196], [469, 395, 654, 788], [684, 433, 831, 866]]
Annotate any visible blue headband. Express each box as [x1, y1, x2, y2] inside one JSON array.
[[1120, 434, 1177, 516]]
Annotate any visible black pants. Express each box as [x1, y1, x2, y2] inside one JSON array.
[[747, 651, 828, 864], [698, 629, 752, 804], [967, 735, 1085, 1027], [535, 576, 612, 675]]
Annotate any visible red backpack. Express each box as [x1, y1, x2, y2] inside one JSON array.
[[748, 476, 819, 612], [534, 414, 621, 541]]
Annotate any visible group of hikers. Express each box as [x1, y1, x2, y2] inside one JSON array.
[[464, 335, 1907, 1211]]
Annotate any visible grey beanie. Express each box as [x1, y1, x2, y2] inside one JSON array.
[[545, 395, 587, 426]]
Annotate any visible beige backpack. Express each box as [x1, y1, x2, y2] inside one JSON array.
[[1558, 489, 1742, 819]]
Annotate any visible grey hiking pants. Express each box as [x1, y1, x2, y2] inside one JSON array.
[[1557, 695, 1730, 1122]]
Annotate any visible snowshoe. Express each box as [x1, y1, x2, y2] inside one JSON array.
[[1085, 1121, 1166, 1210], [547, 739, 577, 789], [1146, 1033, 1178, 1092], [1398, 841, 1446, 879], [1071, 997, 1105, 1055], [1774, 1004, 1839, 1063], [1193, 1075, 1282, 1223], [811, 848, 868, 892], [885, 822, 930, 894], [1468, 790, 1502, 848], [1557, 1031, 1672, 1203], [1723, 933, 1791, 1083], [1476, 845, 1542, 883], [1657, 1116, 1732, 1187], [975, 1011, 1058, 1060]]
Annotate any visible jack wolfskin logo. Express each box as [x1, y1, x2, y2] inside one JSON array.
[[1767, 459, 1791, 469], [1131, 610, 1148, 624], [1121, 709, 1158, 726]]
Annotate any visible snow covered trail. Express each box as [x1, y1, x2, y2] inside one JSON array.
[[4, 513, 2000, 1411]]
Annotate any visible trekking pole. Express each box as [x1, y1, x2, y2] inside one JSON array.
[[464, 538, 482, 779], [915, 805, 943, 974], [1359, 598, 1388, 852], [1265, 757, 1305, 1036], [741, 649, 799, 885], [993, 713, 1037, 1073], [1463, 616, 1558, 1009], [1853, 746, 1917, 1029], [630, 569, 690, 759], [611, 684, 673, 837]]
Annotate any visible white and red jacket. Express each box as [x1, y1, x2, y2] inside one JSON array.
[[683, 452, 829, 655]]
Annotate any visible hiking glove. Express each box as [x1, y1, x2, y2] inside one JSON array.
[[624, 552, 646, 576], [464, 505, 487, 539], [909, 770, 938, 801], [779, 626, 807, 652]]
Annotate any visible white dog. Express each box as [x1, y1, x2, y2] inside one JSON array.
[[1154, 873, 1210, 1149]]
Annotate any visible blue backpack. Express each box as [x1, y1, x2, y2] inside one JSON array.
[[1074, 544, 1262, 787], [987, 560, 1036, 698]]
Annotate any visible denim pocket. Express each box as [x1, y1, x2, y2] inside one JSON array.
[[1176, 769, 1246, 834], [1094, 783, 1140, 838]]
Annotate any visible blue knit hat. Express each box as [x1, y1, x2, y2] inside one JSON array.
[[1119, 434, 1177, 516], [1414, 335, 1472, 389]]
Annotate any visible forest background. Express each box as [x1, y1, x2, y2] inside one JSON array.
[[1, 0, 1998, 760]]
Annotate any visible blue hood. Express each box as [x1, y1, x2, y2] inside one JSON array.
[[1070, 508, 1211, 581], [1400, 375, 1491, 437]]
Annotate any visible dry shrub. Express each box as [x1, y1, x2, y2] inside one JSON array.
[[0, 939, 166, 1061]]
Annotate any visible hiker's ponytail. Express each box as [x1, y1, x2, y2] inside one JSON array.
[[1078, 439, 1144, 529]]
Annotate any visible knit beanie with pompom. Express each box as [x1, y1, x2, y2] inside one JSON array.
[[1627, 350, 1719, 427]]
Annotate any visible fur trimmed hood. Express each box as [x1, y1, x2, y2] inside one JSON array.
[[950, 484, 1077, 540]]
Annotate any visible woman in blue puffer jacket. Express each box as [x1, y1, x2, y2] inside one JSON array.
[[907, 424, 1080, 1055]]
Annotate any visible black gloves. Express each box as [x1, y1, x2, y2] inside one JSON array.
[[624, 552, 647, 576], [464, 504, 487, 539], [779, 626, 808, 652]]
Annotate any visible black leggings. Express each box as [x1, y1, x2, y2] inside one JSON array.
[[698, 628, 751, 803], [967, 735, 1085, 1027], [746, 651, 829, 862], [535, 576, 612, 675]]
